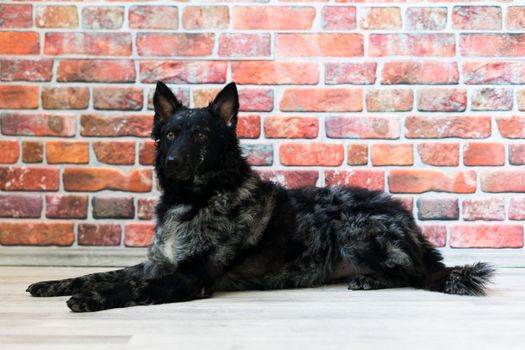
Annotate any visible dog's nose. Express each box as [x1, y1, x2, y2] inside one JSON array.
[[166, 154, 184, 169]]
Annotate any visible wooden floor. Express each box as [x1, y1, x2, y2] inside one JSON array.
[[1, 267, 525, 350]]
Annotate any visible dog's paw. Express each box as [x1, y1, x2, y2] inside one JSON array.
[[348, 275, 385, 290], [26, 281, 63, 297], [67, 291, 104, 313]]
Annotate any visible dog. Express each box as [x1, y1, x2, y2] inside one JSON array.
[[27, 82, 494, 312]]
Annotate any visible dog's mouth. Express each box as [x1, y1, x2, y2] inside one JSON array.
[[164, 168, 193, 181]]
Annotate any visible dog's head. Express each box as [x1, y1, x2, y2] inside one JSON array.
[[152, 81, 240, 182]]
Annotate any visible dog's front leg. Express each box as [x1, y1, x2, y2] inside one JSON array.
[[26, 263, 145, 297], [66, 262, 213, 312]]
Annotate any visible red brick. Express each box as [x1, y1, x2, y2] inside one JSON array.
[[325, 170, 385, 191], [1, 113, 76, 137], [463, 61, 525, 85], [0, 195, 42, 218], [0, 4, 32, 28], [396, 196, 415, 213], [136, 33, 214, 57], [369, 34, 455, 57], [509, 198, 525, 220], [0, 32, 39, 55], [460, 34, 525, 57], [93, 87, 143, 111], [137, 197, 157, 220], [237, 115, 260, 139], [360, 7, 401, 30], [243, 144, 273, 166], [93, 141, 136, 165], [507, 6, 525, 30], [382, 62, 459, 85], [406, 7, 447, 31], [277, 33, 363, 57], [182, 6, 228, 29], [232, 61, 318, 85], [0, 167, 59, 191], [419, 225, 447, 247], [517, 90, 525, 111], [81, 113, 152, 137], [46, 194, 88, 219], [280, 88, 362, 112], [417, 198, 459, 220], [464, 143, 505, 166], [371, 143, 413, 166], [322, 6, 356, 30], [46, 141, 88, 164], [417, 88, 467, 112], [36, 5, 78, 28], [452, 6, 501, 30], [233, 6, 315, 30], [0, 86, 38, 109], [0, 222, 74, 246], [239, 89, 273, 112], [481, 170, 525, 193], [42, 87, 89, 110], [57, 59, 135, 83], [258, 170, 319, 189], [93, 196, 134, 219], [193, 88, 273, 111], [510, 144, 525, 165], [406, 116, 491, 139], [0, 140, 18, 164], [125, 222, 155, 247], [280, 143, 344, 166], [497, 116, 525, 138], [78, 224, 121, 246], [129, 6, 177, 29], [45, 33, 131, 56], [82, 6, 124, 30], [192, 88, 220, 108], [347, 144, 368, 165], [450, 224, 523, 248], [326, 116, 400, 139], [140, 60, 226, 84], [139, 141, 155, 165], [472, 88, 513, 111], [264, 116, 318, 139], [389, 170, 477, 194], [366, 89, 413, 112], [63, 168, 152, 192], [218, 34, 271, 57], [463, 197, 505, 221], [325, 62, 376, 85], [0, 59, 53, 82], [22, 141, 43, 163], [417, 143, 459, 166]]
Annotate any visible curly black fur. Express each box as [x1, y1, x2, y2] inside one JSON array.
[[26, 82, 495, 312]]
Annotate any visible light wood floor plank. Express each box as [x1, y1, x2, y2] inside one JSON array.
[[0, 267, 524, 350]]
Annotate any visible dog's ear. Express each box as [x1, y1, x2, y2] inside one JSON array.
[[153, 81, 182, 123], [210, 82, 239, 129]]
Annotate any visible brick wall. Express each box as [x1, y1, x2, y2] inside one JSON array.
[[0, 1, 524, 261]]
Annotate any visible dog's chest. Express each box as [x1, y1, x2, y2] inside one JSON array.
[[149, 203, 234, 265]]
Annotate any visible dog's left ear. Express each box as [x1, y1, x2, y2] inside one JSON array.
[[210, 82, 239, 129]]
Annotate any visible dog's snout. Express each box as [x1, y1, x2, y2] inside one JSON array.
[[166, 153, 185, 169]]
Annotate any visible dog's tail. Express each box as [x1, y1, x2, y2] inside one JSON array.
[[422, 262, 495, 296]]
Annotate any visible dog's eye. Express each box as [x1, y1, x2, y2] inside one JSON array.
[[166, 131, 176, 141]]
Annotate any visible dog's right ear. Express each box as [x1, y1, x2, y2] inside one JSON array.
[[153, 81, 182, 123]]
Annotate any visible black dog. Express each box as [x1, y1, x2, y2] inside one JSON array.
[[27, 82, 494, 312]]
